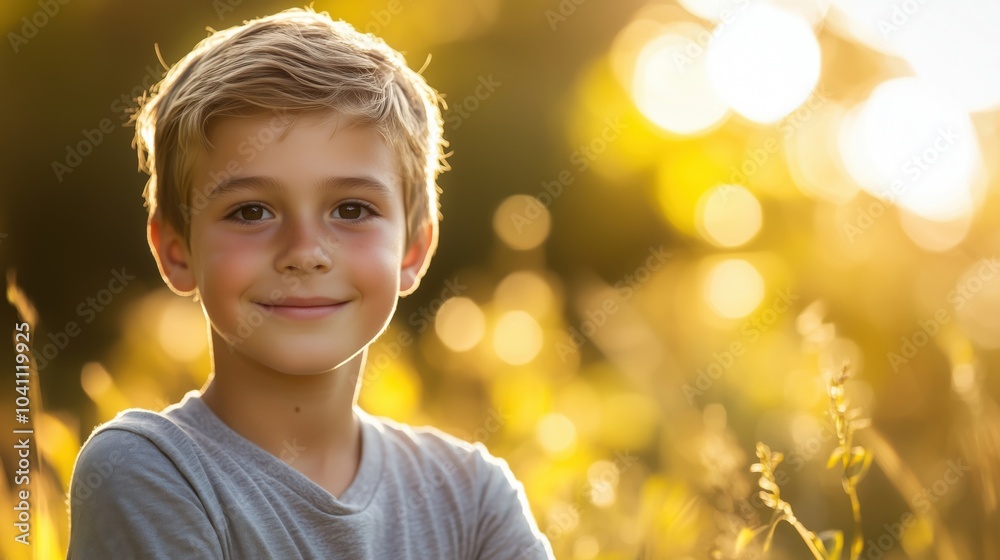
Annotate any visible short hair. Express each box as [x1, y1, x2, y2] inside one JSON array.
[[133, 6, 449, 252]]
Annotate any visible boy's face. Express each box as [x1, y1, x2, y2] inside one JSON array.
[[151, 111, 431, 375]]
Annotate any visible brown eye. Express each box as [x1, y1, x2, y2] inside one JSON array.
[[239, 205, 265, 221], [229, 204, 273, 223], [338, 203, 362, 220]]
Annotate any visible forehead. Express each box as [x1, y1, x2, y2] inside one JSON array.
[[191, 110, 401, 199]]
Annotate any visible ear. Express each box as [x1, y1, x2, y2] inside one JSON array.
[[148, 214, 197, 297], [399, 223, 436, 298]]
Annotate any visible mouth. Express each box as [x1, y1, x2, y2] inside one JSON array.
[[253, 298, 349, 320]]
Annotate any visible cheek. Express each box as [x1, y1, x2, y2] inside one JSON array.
[[196, 233, 267, 298], [343, 230, 402, 290]]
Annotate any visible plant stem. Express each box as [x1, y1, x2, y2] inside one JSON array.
[[847, 485, 863, 560], [791, 523, 826, 559]]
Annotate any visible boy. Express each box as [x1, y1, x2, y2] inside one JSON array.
[[66, 7, 554, 559]]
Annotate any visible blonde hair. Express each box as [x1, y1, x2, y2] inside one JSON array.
[[133, 6, 448, 252]]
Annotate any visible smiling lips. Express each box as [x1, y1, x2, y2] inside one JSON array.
[[254, 297, 348, 320]]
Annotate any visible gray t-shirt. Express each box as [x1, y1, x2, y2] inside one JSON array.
[[66, 390, 555, 559]]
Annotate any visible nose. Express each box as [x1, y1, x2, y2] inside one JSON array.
[[273, 214, 334, 274]]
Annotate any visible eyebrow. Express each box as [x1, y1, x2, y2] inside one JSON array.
[[206, 175, 395, 200]]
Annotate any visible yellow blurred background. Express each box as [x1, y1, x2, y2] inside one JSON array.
[[2, 0, 1000, 558]]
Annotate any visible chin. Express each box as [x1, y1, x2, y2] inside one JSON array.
[[261, 349, 364, 376]]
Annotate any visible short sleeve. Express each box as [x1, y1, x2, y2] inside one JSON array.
[[66, 429, 226, 560], [471, 444, 555, 560]]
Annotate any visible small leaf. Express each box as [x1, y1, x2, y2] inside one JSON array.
[[847, 448, 874, 485], [735, 526, 765, 553], [848, 446, 866, 465], [826, 447, 845, 469], [814, 530, 844, 560]]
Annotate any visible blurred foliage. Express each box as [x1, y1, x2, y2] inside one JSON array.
[[3, 0, 1000, 558]]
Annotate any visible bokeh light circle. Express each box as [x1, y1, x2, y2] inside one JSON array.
[[493, 195, 551, 250], [703, 258, 765, 318], [677, 0, 735, 21], [632, 23, 730, 135], [493, 310, 544, 365], [839, 77, 983, 222], [494, 271, 555, 317], [829, 0, 1000, 112], [696, 184, 763, 248], [434, 297, 486, 352], [536, 412, 577, 454], [681, 0, 832, 24], [898, 210, 971, 253], [706, 4, 821, 123]]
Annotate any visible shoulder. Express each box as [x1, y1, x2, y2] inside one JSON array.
[[67, 411, 226, 558], [75, 407, 180, 460], [362, 410, 506, 477], [79, 390, 213, 458], [360, 411, 532, 513], [79, 405, 196, 457], [363, 415, 555, 559], [70, 411, 183, 497], [69, 403, 212, 501]]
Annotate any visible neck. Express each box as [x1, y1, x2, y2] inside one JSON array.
[[199, 330, 364, 475]]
